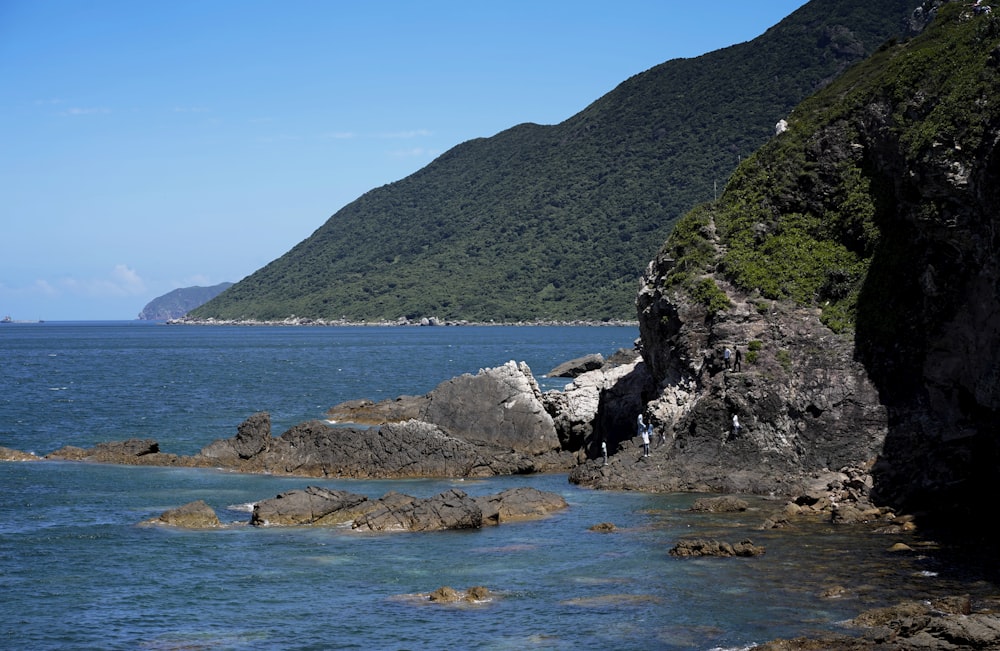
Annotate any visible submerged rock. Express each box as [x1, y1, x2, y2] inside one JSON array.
[[690, 496, 749, 513], [48, 438, 169, 464], [668, 539, 765, 558], [0, 446, 40, 462], [427, 585, 493, 603], [143, 500, 221, 529], [474, 486, 568, 525]]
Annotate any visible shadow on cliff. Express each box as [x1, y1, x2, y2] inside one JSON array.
[[855, 142, 1000, 538]]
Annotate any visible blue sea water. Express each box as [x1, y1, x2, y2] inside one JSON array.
[[0, 322, 994, 650]]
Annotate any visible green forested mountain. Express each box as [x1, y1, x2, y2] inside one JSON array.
[[192, 0, 920, 323]]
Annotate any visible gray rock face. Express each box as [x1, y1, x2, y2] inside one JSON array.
[[474, 487, 569, 525], [47, 438, 172, 465], [353, 489, 483, 532], [199, 411, 271, 461], [422, 361, 560, 455], [145, 500, 221, 529], [194, 415, 539, 479], [617, 8, 1000, 522], [251, 486, 373, 526], [669, 539, 765, 558], [543, 359, 655, 459], [545, 354, 605, 378], [246, 485, 568, 532], [327, 361, 561, 456], [621, 273, 886, 496]]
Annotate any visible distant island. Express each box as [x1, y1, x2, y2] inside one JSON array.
[[138, 282, 233, 321]]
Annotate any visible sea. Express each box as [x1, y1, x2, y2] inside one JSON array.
[[1, 322, 996, 651]]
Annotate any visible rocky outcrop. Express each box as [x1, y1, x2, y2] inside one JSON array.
[[324, 356, 658, 473], [251, 486, 374, 526], [690, 496, 749, 513], [625, 281, 886, 496], [427, 586, 493, 604], [326, 396, 427, 426], [0, 446, 40, 462], [143, 500, 222, 529], [423, 361, 559, 455], [200, 416, 541, 479], [668, 539, 765, 558], [353, 489, 483, 532], [543, 358, 656, 460], [545, 353, 606, 378], [47, 438, 181, 465], [756, 596, 1000, 651], [248, 485, 567, 532], [326, 361, 560, 456], [21, 352, 645, 482], [473, 487, 568, 525], [198, 411, 271, 462], [586, 6, 1000, 522]]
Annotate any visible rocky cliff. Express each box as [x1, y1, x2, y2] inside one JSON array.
[[138, 282, 232, 321], [628, 2, 1000, 521]]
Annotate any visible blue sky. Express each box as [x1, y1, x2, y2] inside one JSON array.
[[1, 1, 806, 321]]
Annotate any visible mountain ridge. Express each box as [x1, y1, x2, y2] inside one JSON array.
[[191, 0, 920, 323]]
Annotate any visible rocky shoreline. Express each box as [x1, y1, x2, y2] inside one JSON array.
[[166, 316, 639, 327], [0, 350, 933, 522], [5, 346, 1000, 648], [0, 350, 933, 539], [141, 485, 568, 533]]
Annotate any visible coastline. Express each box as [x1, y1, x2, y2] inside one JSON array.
[[166, 316, 639, 327]]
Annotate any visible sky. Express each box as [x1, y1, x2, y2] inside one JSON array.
[[0, 0, 807, 321]]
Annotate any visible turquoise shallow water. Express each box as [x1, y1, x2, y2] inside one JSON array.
[[0, 323, 995, 650]]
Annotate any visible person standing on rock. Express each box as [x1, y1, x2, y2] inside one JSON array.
[[641, 421, 651, 458], [601, 440, 608, 466], [733, 347, 742, 372], [732, 413, 741, 437], [724, 346, 732, 370]]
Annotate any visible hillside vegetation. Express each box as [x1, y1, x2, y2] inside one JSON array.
[[664, 0, 999, 336], [192, 0, 918, 323], [649, 1, 1000, 517]]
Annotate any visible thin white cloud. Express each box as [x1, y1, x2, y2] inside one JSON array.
[[54, 265, 146, 298], [60, 107, 110, 116], [111, 264, 146, 294], [320, 131, 357, 139]]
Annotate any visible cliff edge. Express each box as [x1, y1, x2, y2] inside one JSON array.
[[628, 3, 1000, 522]]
